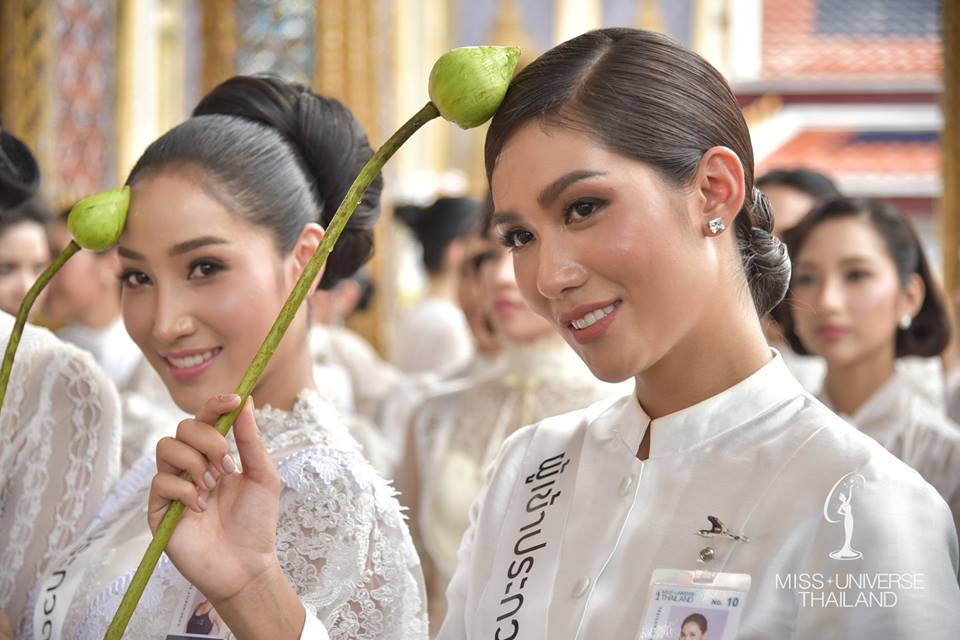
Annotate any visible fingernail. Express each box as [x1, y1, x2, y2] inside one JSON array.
[[203, 470, 217, 490], [222, 454, 237, 474], [197, 496, 208, 511], [217, 393, 240, 403]]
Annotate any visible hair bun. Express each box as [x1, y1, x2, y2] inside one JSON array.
[[735, 189, 791, 316], [192, 75, 380, 288]]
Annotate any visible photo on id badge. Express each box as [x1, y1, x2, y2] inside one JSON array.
[[639, 569, 750, 640], [166, 586, 226, 639]]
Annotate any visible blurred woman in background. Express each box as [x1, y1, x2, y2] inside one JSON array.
[[779, 196, 960, 534], [393, 196, 483, 376], [0, 198, 50, 319]]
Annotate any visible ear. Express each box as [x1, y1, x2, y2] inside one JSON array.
[[897, 273, 925, 322], [692, 146, 746, 237], [288, 222, 326, 290]]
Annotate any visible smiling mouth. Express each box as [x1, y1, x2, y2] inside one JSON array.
[[163, 347, 222, 370], [569, 302, 618, 330]]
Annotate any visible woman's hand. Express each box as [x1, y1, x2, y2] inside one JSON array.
[[149, 394, 281, 603], [149, 394, 307, 638]]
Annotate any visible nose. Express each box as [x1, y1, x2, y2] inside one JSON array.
[[815, 275, 844, 314], [535, 236, 586, 300], [152, 285, 197, 344]]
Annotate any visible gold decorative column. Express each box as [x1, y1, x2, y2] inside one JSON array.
[[0, 0, 55, 189], [316, 0, 392, 353], [942, 0, 959, 301], [201, 0, 236, 95]]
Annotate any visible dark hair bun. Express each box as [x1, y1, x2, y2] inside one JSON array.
[[736, 188, 791, 316], [193, 75, 380, 289], [0, 127, 41, 210]]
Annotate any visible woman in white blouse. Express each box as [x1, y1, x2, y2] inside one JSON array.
[[436, 28, 959, 639], [26, 76, 426, 639], [777, 196, 960, 535]]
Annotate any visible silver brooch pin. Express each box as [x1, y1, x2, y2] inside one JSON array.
[[696, 515, 750, 543]]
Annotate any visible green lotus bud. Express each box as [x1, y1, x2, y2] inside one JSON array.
[[67, 186, 130, 251], [429, 45, 520, 129]]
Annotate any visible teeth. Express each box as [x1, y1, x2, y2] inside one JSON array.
[[168, 349, 218, 369], [571, 304, 616, 330]]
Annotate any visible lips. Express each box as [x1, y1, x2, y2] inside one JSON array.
[[493, 298, 524, 316], [159, 346, 222, 381], [560, 299, 621, 344], [815, 325, 848, 342]]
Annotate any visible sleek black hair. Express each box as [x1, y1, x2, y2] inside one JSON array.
[[777, 197, 950, 358], [484, 28, 790, 316], [127, 75, 380, 289], [395, 196, 483, 275], [0, 124, 41, 209], [756, 168, 841, 200]]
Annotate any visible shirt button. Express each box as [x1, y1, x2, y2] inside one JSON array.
[[618, 475, 634, 497], [572, 576, 590, 598]]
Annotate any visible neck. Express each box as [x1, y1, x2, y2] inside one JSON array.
[[823, 346, 895, 416], [79, 293, 121, 331], [251, 314, 316, 412], [634, 305, 772, 420], [427, 272, 458, 302]]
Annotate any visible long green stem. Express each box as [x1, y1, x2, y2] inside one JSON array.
[[104, 101, 441, 639], [0, 240, 81, 410]]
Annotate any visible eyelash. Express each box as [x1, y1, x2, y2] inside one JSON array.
[[498, 197, 607, 251], [118, 259, 225, 290]]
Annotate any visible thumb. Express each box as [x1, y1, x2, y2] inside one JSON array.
[[233, 397, 277, 487]]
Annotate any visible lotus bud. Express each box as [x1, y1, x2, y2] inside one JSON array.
[[68, 186, 130, 251], [429, 45, 520, 129]]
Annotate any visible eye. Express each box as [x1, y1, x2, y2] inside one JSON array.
[[187, 259, 224, 280], [498, 228, 535, 250], [793, 272, 817, 287], [0, 263, 14, 276], [845, 269, 871, 283], [120, 269, 151, 289], [564, 197, 605, 223]]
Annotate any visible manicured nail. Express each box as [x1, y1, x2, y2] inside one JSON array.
[[197, 495, 208, 511], [217, 393, 239, 403], [222, 454, 237, 474], [203, 470, 217, 490]]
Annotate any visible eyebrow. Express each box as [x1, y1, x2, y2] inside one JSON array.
[[490, 170, 607, 229], [537, 170, 606, 208], [168, 236, 229, 257], [117, 236, 229, 261]]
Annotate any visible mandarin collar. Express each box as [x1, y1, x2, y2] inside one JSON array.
[[594, 351, 804, 458]]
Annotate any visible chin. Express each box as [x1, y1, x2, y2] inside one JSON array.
[[576, 351, 637, 384]]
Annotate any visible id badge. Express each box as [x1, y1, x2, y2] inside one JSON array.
[[638, 569, 751, 640], [165, 586, 228, 640]]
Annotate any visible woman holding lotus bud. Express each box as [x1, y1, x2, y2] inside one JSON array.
[[24, 75, 427, 639], [437, 28, 960, 639]]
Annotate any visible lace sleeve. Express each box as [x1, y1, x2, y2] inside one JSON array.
[[275, 446, 428, 640], [0, 319, 121, 635]]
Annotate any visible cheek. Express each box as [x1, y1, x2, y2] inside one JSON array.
[[211, 268, 287, 351], [121, 291, 156, 349], [847, 280, 900, 332]]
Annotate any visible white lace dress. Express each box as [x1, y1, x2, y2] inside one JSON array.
[[0, 312, 122, 637], [24, 389, 427, 640]]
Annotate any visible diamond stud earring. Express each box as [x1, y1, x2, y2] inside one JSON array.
[[899, 314, 913, 330], [707, 217, 726, 236]]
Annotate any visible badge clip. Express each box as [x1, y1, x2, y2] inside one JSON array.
[[696, 515, 750, 543]]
